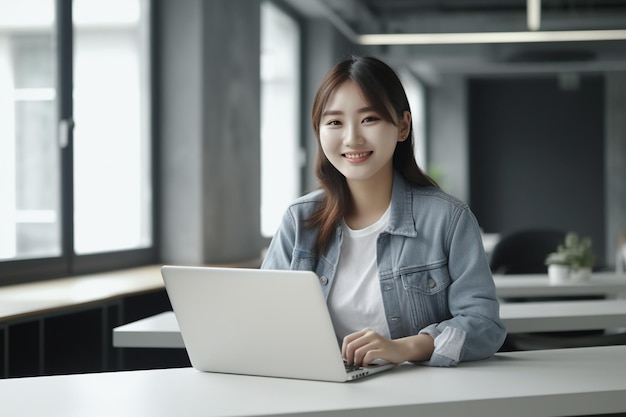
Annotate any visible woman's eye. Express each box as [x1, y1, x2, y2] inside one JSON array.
[[362, 116, 379, 123], [326, 120, 341, 126]]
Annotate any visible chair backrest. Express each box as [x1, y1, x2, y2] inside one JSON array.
[[490, 229, 566, 274]]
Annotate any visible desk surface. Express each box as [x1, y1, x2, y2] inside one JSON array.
[[494, 271, 626, 298], [1, 346, 625, 417], [499, 299, 626, 333], [114, 298, 626, 349], [114, 311, 183, 348]]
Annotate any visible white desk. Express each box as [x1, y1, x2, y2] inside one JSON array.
[[113, 299, 626, 349], [1, 346, 625, 417], [500, 299, 626, 333], [494, 271, 626, 299], [114, 311, 183, 348]]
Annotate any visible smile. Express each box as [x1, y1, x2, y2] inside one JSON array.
[[343, 151, 372, 160]]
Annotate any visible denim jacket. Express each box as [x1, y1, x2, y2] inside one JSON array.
[[261, 171, 506, 367]]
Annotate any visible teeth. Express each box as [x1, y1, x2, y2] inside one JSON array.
[[344, 152, 370, 159]]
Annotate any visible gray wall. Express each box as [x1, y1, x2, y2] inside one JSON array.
[[158, 0, 262, 265], [427, 75, 469, 202], [467, 75, 606, 261], [428, 71, 626, 267]]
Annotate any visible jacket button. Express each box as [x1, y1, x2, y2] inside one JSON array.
[[427, 278, 436, 288], [319, 276, 329, 286]]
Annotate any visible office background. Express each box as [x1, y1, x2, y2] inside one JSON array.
[[2, 0, 625, 285]]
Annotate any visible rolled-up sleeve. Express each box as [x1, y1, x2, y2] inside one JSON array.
[[419, 325, 466, 367], [422, 207, 507, 366]]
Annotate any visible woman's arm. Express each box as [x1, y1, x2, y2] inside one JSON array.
[[420, 207, 507, 366]]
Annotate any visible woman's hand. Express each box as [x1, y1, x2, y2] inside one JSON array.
[[342, 328, 435, 366]]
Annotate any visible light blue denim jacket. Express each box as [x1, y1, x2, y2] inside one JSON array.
[[261, 171, 506, 367]]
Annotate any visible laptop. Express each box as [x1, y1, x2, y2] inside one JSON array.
[[161, 265, 396, 382]]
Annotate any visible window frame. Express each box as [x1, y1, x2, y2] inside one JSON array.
[[0, 0, 158, 286]]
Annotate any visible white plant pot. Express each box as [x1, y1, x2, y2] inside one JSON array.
[[548, 264, 570, 285], [569, 267, 591, 282]]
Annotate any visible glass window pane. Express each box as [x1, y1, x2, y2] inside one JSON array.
[[73, 0, 152, 254], [0, 0, 60, 261], [260, 2, 301, 237]]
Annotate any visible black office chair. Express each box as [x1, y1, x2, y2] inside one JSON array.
[[489, 229, 567, 274]]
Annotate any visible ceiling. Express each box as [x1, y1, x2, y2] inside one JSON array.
[[283, 0, 626, 80]]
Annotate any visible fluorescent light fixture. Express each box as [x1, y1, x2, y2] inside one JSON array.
[[312, 0, 626, 46], [527, 0, 541, 31], [358, 29, 626, 45]]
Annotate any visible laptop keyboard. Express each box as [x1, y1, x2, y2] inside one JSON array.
[[344, 362, 363, 372]]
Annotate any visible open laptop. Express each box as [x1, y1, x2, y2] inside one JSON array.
[[161, 265, 396, 382]]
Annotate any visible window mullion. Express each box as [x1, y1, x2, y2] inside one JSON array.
[[56, 0, 74, 274]]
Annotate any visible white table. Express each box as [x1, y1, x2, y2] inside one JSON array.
[[1, 346, 625, 417], [114, 311, 183, 348], [500, 299, 626, 333], [113, 299, 626, 349], [494, 271, 626, 299]]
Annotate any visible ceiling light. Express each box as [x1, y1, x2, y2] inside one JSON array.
[[358, 30, 626, 45]]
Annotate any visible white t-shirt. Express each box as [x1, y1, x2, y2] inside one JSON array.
[[327, 205, 391, 344]]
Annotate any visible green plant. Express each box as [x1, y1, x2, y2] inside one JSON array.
[[545, 232, 596, 271]]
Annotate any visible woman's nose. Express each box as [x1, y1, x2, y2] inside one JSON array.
[[343, 124, 364, 146]]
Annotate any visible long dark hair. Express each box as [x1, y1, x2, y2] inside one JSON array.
[[308, 56, 438, 255]]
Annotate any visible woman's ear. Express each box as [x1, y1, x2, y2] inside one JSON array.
[[398, 111, 412, 142]]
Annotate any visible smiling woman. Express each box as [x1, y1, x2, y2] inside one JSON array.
[[261, 56, 507, 369]]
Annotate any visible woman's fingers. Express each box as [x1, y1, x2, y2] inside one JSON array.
[[341, 328, 366, 363], [342, 328, 387, 366]]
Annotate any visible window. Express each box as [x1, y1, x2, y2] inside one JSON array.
[[260, 1, 302, 238], [0, 1, 59, 262], [0, 0, 154, 284], [73, 0, 152, 254]]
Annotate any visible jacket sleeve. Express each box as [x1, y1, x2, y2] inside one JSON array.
[[419, 207, 507, 367]]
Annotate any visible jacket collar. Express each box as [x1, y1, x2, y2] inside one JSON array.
[[387, 170, 418, 237]]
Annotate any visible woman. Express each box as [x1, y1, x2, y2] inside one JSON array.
[[262, 56, 506, 367]]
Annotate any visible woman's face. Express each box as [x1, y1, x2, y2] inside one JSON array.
[[318, 80, 409, 185]]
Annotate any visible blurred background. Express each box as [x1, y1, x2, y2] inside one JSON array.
[[1, 0, 625, 284]]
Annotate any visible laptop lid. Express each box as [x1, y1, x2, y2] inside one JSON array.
[[161, 265, 395, 382]]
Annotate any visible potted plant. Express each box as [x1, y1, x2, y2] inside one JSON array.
[[545, 232, 596, 283]]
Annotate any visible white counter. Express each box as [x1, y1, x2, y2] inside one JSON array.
[[1, 346, 625, 417], [494, 272, 626, 299]]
